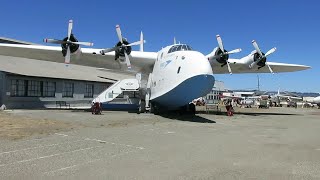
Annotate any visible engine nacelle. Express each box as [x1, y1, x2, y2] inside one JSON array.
[[252, 51, 267, 68], [114, 39, 132, 60], [61, 34, 80, 56], [207, 47, 229, 65]]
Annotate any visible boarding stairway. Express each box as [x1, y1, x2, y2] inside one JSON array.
[[92, 78, 140, 104]]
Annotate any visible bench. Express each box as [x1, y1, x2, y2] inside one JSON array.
[[205, 104, 221, 114], [56, 101, 70, 109]]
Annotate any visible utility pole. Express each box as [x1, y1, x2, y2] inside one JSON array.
[[257, 75, 260, 91]]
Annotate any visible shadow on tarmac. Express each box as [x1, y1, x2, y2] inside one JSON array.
[[233, 112, 301, 116], [197, 111, 300, 116], [159, 113, 216, 123]]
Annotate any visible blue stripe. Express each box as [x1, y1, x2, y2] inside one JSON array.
[[152, 74, 215, 108]]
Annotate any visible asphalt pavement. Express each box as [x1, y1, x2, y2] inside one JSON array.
[[0, 108, 320, 179]]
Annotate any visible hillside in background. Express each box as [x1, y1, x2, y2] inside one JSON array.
[[232, 89, 320, 97]]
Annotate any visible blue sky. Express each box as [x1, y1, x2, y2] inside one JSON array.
[[0, 0, 319, 92]]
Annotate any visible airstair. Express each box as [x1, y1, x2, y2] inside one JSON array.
[[92, 78, 140, 104]]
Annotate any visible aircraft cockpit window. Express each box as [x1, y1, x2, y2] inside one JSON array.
[[168, 45, 193, 53], [168, 45, 176, 53], [173, 45, 179, 52], [181, 45, 188, 51]]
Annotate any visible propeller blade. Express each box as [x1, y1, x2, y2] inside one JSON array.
[[216, 35, 225, 52], [226, 61, 232, 74], [226, 48, 242, 54], [100, 46, 120, 54], [252, 40, 263, 56], [125, 40, 144, 47], [43, 39, 65, 44], [68, 20, 73, 41], [71, 41, 94, 46], [65, 46, 71, 64], [116, 25, 123, 44], [265, 47, 277, 57], [266, 62, 274, 74], [124, 52, 131, 69]]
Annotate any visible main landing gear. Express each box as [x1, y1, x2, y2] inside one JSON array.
[[149, 102, 160, 115], [178, 103, 196, 115], [142, 98, 196, 115]]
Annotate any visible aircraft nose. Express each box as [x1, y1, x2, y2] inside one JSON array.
[[190, 52, 213, 75]]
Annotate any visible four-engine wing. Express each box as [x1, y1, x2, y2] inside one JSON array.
[[0, 20, 311, 75]]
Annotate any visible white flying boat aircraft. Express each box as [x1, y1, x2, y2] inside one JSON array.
[[307, 96, 320, 108], [0, 20, 311, 114]]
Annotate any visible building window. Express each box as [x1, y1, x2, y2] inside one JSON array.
[[84, 84, 94, 98], [43, 82, 56, 97], [63, 82, 74, 97], [27, 80, 41, 97], [11, 79, 27, 97]]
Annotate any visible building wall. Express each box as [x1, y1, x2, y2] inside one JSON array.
[[2, 74, 112, 109], [0, 72, 4, 105], [205, 80, 226, 104]]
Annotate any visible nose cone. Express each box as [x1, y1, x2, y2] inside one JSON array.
[[314, 96, 320, 103], [185, 51, 213, 76]]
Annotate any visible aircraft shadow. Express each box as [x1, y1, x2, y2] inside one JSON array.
[[159, 113, 216, 123], [233, 112, 300, 116], [197, 110, 300, 116]]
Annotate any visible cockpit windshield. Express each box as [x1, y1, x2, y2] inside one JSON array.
[[168, 44, 193, 54]]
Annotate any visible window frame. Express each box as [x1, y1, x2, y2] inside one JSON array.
[[62, 82, 74, 98], [10, 79, 27, 97], [27, 80, 42, 97], [42, 81, 56, 97], [84, 84, 94, 98]]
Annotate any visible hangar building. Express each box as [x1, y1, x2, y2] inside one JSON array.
[[205, 80, 226, 104], [0, 55, 132, 109]]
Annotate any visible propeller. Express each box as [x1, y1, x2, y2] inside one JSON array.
[[44, 20, 93, 65], [250, 40, 276, 74], [100, 25, 145, 69], [216, 35, 242, 55], [214, 35, 242, 74]]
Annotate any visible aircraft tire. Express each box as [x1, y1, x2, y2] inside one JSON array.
[[150, 102, 159, 115], [189, 103, 196, 115]]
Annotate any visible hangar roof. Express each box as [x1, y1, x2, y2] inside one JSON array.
[[0, 55, 134, 83], [0, 37, 37, 45]]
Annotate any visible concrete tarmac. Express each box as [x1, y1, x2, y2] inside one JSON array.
[[0, 107, 319, 179]]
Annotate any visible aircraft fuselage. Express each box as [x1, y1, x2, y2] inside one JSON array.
[[149, 44, 214, 109]]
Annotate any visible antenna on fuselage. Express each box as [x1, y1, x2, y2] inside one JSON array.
[[140, 31, 144, 52]]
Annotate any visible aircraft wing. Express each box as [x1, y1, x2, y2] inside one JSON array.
[[220, 95, 242, 99], [0, 43, 157, 73], [277, 95, 302, 100], [246, 96, 263, 99], [212, 59, 310, 74]]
